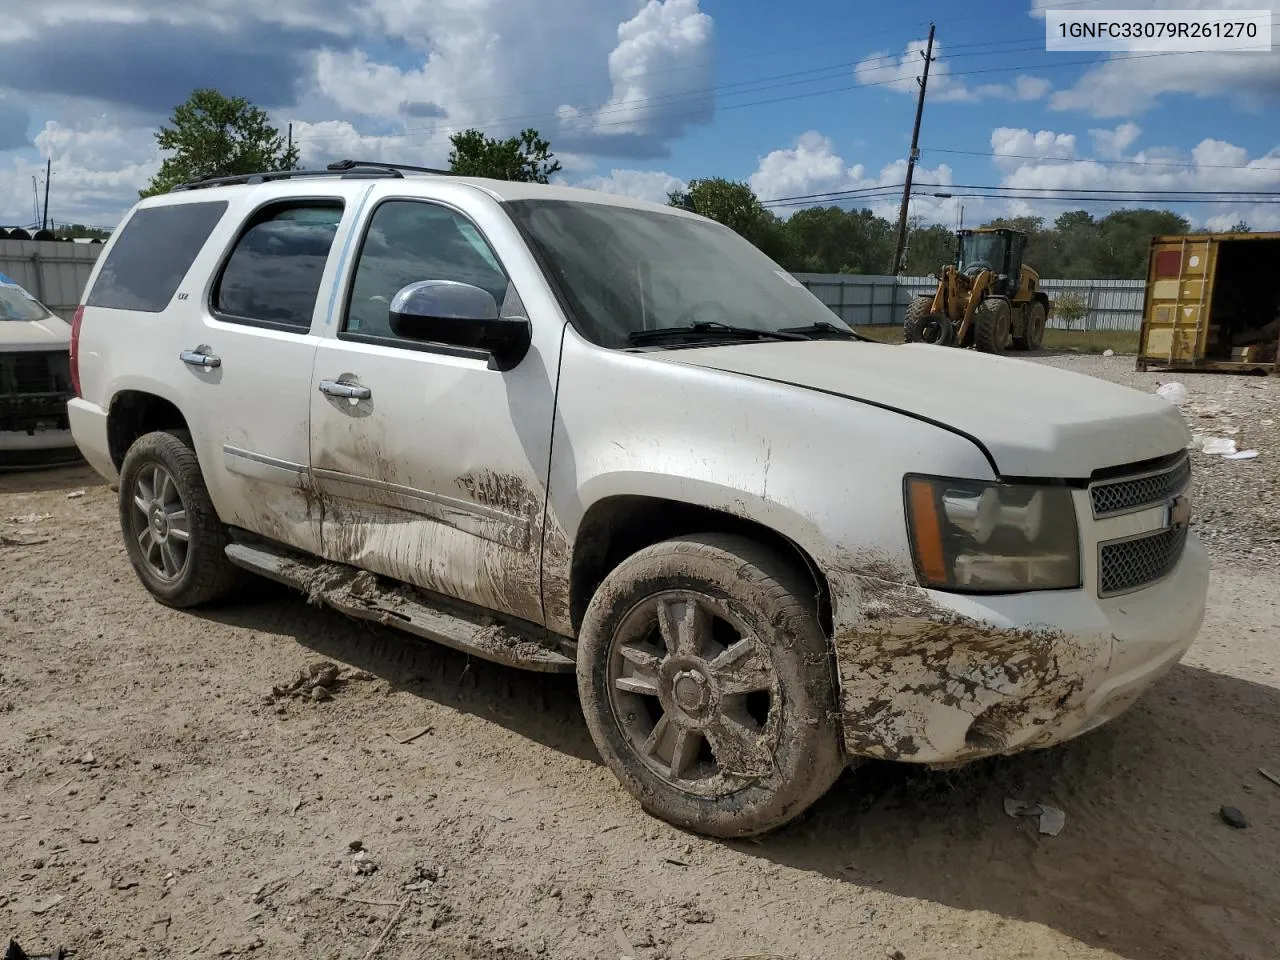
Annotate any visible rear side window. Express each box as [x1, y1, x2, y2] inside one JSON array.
[[213, 203, 343, 331], [86, 201, 227, 312]]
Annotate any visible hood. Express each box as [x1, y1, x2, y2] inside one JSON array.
[[0, 313, 72, 353], [656, 340, 1188, 479]]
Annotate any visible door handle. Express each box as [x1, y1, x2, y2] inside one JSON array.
[[318, 379, 372, 400], [180, 349, 221, 368]]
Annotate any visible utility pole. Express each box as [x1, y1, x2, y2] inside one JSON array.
[[287, 123, 293, 166], [891, 21, 935, 275], [41, 158, 51, 232]]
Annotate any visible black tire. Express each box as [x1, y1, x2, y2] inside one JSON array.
[[903, 296, 934, 342], [974, 298, 1011, 355], [577, 533, 844, 838], [118, 429, 242, 608], [1012, 299, 1047, 351], [905, 310, 956, 347]]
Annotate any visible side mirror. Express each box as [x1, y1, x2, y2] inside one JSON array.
[[388, 280, 531, 371]]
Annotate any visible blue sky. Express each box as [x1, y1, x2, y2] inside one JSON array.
[[3, 0, 1278, 231]]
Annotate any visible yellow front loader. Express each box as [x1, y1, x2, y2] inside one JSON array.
[[903, 227, 1052, 354]]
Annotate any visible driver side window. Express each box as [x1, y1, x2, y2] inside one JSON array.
[[344, 200, 509, 340]]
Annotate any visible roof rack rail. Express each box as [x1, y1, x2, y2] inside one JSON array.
[[326, 159, 451, 175], [169, 159, 452, 193]]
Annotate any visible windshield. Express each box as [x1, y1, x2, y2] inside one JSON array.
[[959, 233, 1007, 274], [505, 199, 852, 348], [0, 275, 53, 322]]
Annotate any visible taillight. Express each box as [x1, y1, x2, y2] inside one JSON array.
[[70, 305, 84, 398]]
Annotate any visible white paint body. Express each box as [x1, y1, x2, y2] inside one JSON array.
[[69, 174, 1209, 765]]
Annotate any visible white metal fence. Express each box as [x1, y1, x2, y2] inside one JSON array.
[[1, 239, 1149, 332], [0, 238, 104, 321], [795, 273, 1146, 331]]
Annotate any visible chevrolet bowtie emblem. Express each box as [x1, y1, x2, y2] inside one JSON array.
[[1168, 495, 1191, 530]]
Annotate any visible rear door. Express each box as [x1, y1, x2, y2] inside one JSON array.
[[1139, 236, 1218, 365], [176, 190, 365, 555]]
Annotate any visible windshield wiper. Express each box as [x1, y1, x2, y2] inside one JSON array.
[[627, 321, 807, 346], [778, 320, 866, 341]]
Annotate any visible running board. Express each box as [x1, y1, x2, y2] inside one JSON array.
[[225, 541, 575, 673]]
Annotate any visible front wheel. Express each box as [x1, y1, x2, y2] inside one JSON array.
[[974, 298, 1012, 355], [577, 534, 844, 838], [119, 430, 242, 608]]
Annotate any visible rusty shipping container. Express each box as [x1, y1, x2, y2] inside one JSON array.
[[1136, 231, 1280, 375]]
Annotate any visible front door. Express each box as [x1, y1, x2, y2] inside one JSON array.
[[308, 196, 560, 624]]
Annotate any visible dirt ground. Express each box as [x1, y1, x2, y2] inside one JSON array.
[[3, 356, 1279, 960]]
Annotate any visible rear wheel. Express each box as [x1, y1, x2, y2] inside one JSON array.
[[576, 534, 844, 838], [1012, 299, 1047, 351], [119, 430, 242, 608], [974, 298, 1012, 355]]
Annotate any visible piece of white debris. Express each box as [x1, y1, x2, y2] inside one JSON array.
[[1038, 804, 1066, 836], [1102, 349, 1115, 357], [66, 490, 86, 500], [1223, 449, 1259, 460], [1155, 382, 1189, 405], [1200, 437, 1238, 456]]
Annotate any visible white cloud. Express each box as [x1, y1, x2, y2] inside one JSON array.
[[307, 0, 714, 163], [573, 168, 687, 204], [1041, 0, 1280, 117], [0, 120, 159, 228], [560, 0, 714, 144], [1089, 121, 1141, 159], [990, 127, 1077, 169], [1, 0, 719, 225], [855, 39, 1051, 104], [989, 124, 1280, 230], [749, 130, 958, 223]]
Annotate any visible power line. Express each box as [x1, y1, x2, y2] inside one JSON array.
[[930, 191, 1280, 205], [759, 180, 1280, 209], [923, 146, 1280, 173]]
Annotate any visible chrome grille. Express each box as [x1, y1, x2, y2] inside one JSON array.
[[1090, 454, 1191, 517], [1098, 525, 1188, 597]]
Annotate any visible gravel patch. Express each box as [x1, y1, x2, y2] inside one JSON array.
[[1030, 352, 1280, 568]]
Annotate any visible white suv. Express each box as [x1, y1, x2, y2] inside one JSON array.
[[68, 162, 1209, 837]]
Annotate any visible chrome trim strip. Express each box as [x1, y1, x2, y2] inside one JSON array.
[[310, 467, 530, 551], [223, 445, 308, 487]]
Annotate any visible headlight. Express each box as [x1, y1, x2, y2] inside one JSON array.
[[904, 475, 1081, 592]]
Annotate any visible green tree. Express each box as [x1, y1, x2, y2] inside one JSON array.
[[1050, 210, 1100, 279], [53, 223, 112, 240], [141, 88, 299, 197], [1092, 209, 1190, 279], [1228, 219, 1251, 233], [668, 177, 790, 261], [903, 221, 956, 276], [781, 206, 895, 275], [447, 128, 561, 183]]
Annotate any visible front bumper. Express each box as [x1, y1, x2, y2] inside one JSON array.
[[0, 426, 81, 468], [834, 533, 1209, 764]]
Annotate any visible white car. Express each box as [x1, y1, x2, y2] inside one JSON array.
[[67, 163, 1208, 837], [1, 272, 79, 468]]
